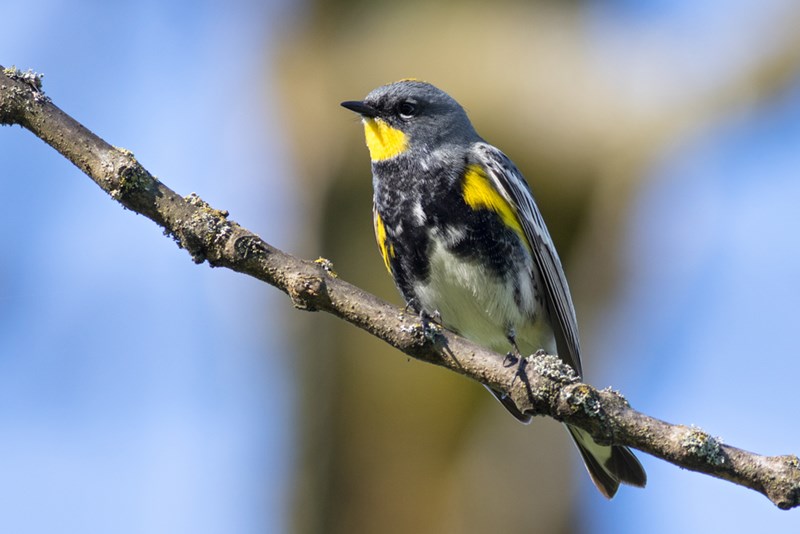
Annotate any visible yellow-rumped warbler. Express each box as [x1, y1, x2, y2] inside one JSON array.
[[341, 79, 646, 498]]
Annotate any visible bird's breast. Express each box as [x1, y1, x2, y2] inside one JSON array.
[[411, 235, 553, 355]]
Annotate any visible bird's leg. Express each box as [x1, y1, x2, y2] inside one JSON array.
[[503, 327, 522, 367], [405, 299, 442, 323], [419, 308, 443, 342], [418, 307, 442, 325]]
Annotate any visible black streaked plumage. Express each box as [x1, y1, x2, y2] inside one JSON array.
[[342, 80, 646, 497]]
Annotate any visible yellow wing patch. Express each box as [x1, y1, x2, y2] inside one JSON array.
[[373, 211, 395, 273], [462, 164, 531, 251], [363, 118, 408, 161]]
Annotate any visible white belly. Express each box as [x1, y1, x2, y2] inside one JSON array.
[[413, 238, 555, 356]]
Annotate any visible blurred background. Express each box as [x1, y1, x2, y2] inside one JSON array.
[[2, 0, 800, 532]]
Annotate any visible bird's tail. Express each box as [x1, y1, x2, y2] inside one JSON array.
[[486, 385, 646, 497], [567, 425, 647, 498]]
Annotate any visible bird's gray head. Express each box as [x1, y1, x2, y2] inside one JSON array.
[[341, 79, 479, 162]]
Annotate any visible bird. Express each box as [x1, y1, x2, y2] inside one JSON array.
[[341, 79, 646, 498]]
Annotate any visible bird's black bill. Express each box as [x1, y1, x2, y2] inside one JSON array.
[[340, 100, 379, 118]]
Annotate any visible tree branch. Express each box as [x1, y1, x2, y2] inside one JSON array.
[[2, 65, 798, 510]]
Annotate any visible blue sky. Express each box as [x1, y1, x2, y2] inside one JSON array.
[[585, 74, 800, 533], [1, 1, 295, 533], [584, 2, 800, 530], [3, 1, 799, 533]]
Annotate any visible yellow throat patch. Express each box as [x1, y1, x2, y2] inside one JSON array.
[[462, 164, 531, 251], [363, 118, 408, 161]]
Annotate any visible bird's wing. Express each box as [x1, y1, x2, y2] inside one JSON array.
[[472, 142, 583, 376]]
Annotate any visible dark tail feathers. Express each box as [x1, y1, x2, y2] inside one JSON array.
[[568, 425, 647, 498]]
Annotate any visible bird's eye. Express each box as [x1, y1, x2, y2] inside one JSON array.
[[397, 100, 418, 119]]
